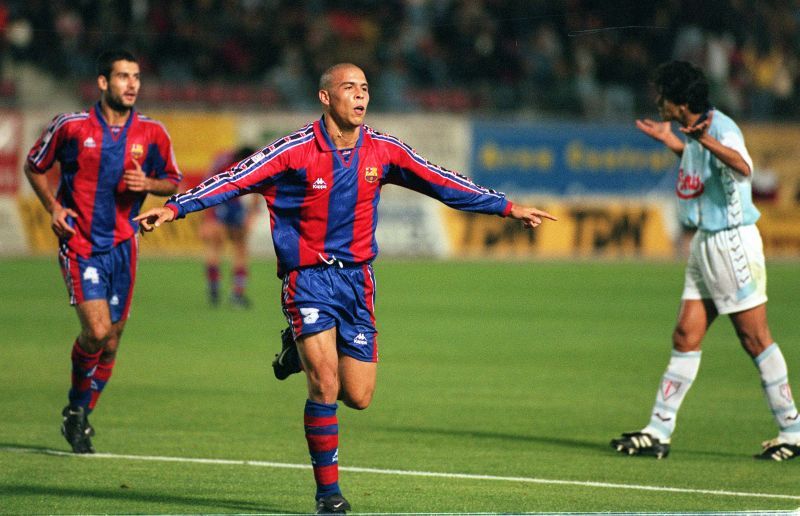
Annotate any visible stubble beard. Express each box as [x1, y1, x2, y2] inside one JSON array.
[[104, 91, 134, 115]]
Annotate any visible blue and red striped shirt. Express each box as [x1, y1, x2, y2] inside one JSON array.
[[167, 117, 512, 276], [27, 103, 182, 257]]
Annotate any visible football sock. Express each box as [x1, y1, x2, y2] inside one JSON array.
[[233, 266, 247, 297], [88, 359, 115, 414], [304, 399, 341, 499], [207, 264, 220, 298], [68, 339, 102, 409], [754, 343, 800, 442], [642, 349, 701, 441]]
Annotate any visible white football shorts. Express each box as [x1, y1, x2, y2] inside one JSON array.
[[682, 224, 768, 314]]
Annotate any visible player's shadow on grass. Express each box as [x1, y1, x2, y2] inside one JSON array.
[[382, 428, 741, 459], [386, 425, 600, 450], [0, 484, 304, 514], [0, 442, 55, 453]]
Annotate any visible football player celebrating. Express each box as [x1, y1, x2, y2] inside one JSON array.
[[136, 63, 555, 514]]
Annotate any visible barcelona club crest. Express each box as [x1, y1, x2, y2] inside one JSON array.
[[364, 166, 378, 183], [130, 143, 144, 160]]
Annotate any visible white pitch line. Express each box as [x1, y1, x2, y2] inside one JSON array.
[[4, 446, 800, 502]]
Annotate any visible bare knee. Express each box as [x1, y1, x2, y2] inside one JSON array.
[[672, 325, 702, 353], [307, 371, 341, 404], [340, 388, 373, 410], [100, 336, 121, 362], [729, 306, 773, 358], [734, 328, 771, 358], [81, 322, 112, 349]]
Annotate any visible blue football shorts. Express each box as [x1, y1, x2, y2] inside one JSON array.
[[58, 237, 138, 323], [281, 263, 378, 362], [211, 199, 246, 227]]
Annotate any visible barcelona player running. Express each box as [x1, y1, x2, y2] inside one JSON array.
[[135, 63, 556, 513], [24, 50, 182, 454], [611, 61, 800, 461], [199, 146, 257, 308]]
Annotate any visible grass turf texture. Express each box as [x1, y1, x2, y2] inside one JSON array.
[[1, 257, 799, 514]]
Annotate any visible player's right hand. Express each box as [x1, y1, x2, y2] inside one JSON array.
[[635, 118, 673, 142], [133, 207, 175, 232], [51, 204, 78, 239]]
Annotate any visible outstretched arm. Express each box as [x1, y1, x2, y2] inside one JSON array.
[[508, 203, 557, 229], [635, 118, 684, 156]]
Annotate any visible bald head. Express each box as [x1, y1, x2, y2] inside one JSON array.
[[318, 62, 369, 136], [319, 63, 364, 91]]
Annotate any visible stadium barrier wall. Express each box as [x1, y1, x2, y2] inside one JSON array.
[[6, 110, 800, 258], [441, 198, 677, 259]]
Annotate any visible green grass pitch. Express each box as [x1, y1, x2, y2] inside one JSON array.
[[1, 257, 799, 514]]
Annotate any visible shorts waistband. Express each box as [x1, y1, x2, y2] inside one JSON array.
[[310, 253, 366, 269]]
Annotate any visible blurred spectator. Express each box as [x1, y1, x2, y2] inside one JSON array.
[[4, 0, 800, 119]]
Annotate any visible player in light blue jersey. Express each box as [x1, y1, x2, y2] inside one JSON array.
[[611, 61, 800, 461]]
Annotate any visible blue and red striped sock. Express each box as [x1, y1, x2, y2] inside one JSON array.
[[233, 266, 247, 297], [88, 359, 115, 414], [304, 399, 340, 499], [68, 340, 101, 409], [207, 264, 220, 298]]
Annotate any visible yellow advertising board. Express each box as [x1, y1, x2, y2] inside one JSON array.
[[147, 111, 238, 184], [441, 199, 675, 259], [757, 206, 800, 257]]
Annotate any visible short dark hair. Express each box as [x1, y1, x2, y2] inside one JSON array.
[[652, 61, 710, 113], [96, 50, 138, 80]]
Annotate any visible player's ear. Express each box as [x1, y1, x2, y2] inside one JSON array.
[[97, 74, 108, 93], [319, 89, 330, 107]]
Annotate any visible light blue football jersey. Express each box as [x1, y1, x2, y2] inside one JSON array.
[[676, 109, 759, 231]]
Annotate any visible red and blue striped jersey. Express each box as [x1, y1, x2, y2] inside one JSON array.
[[167, 117, 512, 277], [27, 103, 182, 257]]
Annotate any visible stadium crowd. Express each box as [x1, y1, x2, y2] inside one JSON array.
[[1, 0, 799, 119]]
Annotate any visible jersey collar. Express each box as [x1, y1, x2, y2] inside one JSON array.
[[91, 101, 136, 131], [314, 115, 367, 152]]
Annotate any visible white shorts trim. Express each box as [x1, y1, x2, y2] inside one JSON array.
[[681, 224, 767, 314]]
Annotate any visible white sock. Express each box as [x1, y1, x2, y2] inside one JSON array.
[[642, 350, 702, 441], [755, 343, 800, 443]]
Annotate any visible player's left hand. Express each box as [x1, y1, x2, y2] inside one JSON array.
[[122, 158, 149, 192], [509, 204, 557, 229], [680, 111, 713, 140]]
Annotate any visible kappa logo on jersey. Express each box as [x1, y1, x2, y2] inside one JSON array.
[[364, 166, 378, 183], [130, 143, 144, 159], [312, 177, 328, 190], [83, 266, 100, 284], [83, 137, 96, 149], [661, 379, 681, 400], [300, 307, 320, 324], [676, 169, 704, 199], [354, 333, 368, 346]]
